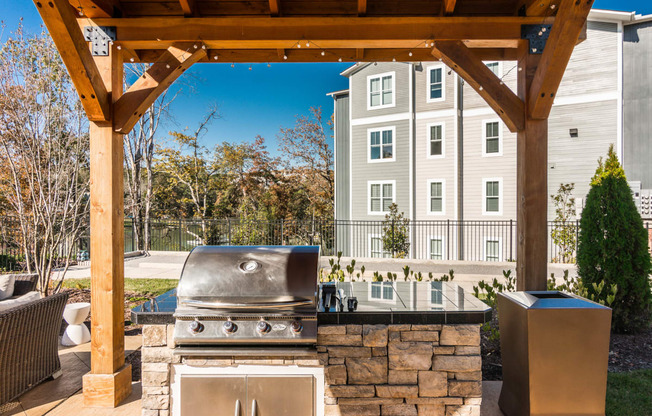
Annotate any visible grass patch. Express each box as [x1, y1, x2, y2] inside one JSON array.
[[606, 369, 652, 415], [62, 278, 178, 297]]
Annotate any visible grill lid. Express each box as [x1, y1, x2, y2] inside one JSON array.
[[177, 245, 320, 311]]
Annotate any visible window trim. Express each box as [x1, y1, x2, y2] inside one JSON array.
[[367, 71, 396, 110], [428, 235, 446, 261], [482, 119, 503, 157], [368, 233, 392, 259], [426, 122, 445, 159], [367, 126, 396, 163], [426, 63, 446, 103], [429, 281, 444, 307], [484, 61, 503, 78], [368, 281, 397, 304], [482, 177, 503, 216], [427, 179, 446, 216], [483, 236, 503, 262], [368, 180, 396, 216]]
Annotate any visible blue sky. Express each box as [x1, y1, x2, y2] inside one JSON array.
[[1, 0, 650, 152]]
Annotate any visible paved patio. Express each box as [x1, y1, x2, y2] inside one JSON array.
[[1, 330, 506, 415]]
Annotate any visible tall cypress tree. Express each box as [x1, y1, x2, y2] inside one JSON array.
[[577, 145, 652, 333]]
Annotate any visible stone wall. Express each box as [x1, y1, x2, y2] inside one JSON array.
[[319, 324, 481, 416], [140, 323, 482, 416]]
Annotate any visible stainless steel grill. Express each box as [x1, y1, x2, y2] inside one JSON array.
[[173, 245, 320, 347]]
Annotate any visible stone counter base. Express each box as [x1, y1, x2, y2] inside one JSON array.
[[139, 323, 482, 416]]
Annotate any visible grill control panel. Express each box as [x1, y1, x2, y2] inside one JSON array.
[[174, 315, 317, 345]]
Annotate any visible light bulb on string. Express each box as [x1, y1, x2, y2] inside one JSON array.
[[306, 41, 310, 47], [297, 44, 301, 48], [321, 51, 325, 56], [214, 55, 218, 60], [283, 55, 288, 60], [249, 65, 252, 71], [231, 63, 235, 68], [338, 57, 342, 62], [409, 52, 413, 57], [392, 57, 396, 62], [267, 62, 271, 67]]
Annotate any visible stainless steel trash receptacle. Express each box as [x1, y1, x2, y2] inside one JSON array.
[[497, 291, 612, 416]]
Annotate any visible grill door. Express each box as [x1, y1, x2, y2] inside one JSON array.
[[180, 375, 246, 416], [246, 375, 314, 416]]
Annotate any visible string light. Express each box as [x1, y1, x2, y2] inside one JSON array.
[[202, 45, 206, 49], [409, 52, 413, 57], [231, 63, 235, 68], [306, 41, 310, 47], [214, 55, 218, 60], [130, 57, 134, 62], [117, 45, 122, 50], [267, 62, 271, 67], [166, 64, 170, 69], [249, 65, 252, 70], [283, 55, 288, 60], [338, 57, 342, 62], [321, 51, 325, 56], [392, 57, 396, 62], [193, 44, 198, 49], [297, 44, 301, 48]]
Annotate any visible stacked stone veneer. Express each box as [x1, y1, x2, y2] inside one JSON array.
[[319, 324, 481, 416], [139, 323, 481, 416]]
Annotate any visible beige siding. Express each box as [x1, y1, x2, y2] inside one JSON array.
[[350, 120, 411, 220], [351, 63, 411, 120]]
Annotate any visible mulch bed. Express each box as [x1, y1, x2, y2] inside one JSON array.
[[60, 288, 148, 382], [481, 309, 652, 380]]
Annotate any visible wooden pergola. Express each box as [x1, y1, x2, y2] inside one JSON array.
[[32, 0, 593, 407]]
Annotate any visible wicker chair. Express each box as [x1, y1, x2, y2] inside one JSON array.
[[0, 274, 68, 407]]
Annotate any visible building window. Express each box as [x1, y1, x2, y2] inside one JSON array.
[[430, 238, 444, 260], [430, 281, 443, 305], [428, 123, 444, 157], [427, 64, 445, 102], [483, 120, 501, 155], [428, 180, 445, 214], [368, 72, 394, 109], [369, 127, 395, 162], [370, 236, 391, 258], [486, 62, 501, 77], [483, 179, 502, 215], [371, 282, 394, 300], [369, 181, 395, 215], [485, 239, 501, 262]]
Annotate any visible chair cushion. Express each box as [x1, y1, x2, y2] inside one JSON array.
[[0, 274, 15, 301], [0, 291, 41, 312]]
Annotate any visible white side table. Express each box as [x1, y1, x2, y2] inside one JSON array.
[[61, 302, 91, 346]]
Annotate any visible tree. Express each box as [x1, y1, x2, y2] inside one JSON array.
[[156, 108, 221, 243], [0, 25, 89, 295], [278, 107, 334, 220], [550, 183, 577, 263], [577, 145, 652, 333], [123, 63, 182, 252], [382, 203, 410, 258]]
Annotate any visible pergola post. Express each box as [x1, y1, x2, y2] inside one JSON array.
[[82, 44, 132, 407], [516, 44, 548, 291]]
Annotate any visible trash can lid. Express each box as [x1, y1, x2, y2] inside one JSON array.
[[499, 291, 610, 310]]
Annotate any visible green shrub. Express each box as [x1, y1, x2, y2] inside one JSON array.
[[577, 145, 652, 333]]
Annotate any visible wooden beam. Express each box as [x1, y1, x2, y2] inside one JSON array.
[[137, 47, 518, 63], [519, 0, 561, 17], [83, 16, 556, 50], [442, 0, 457, 15], [269, 0, 279, 16], [516, 41, 547, 291], [72, 0, 120, 18], [33, 0, 110, 121], [178, 0, 195, 16], [114, 43, 206, 134], [527, 0, 594, 119], [358, 0, 367, 16], [82, 43, 132, 407], [433, 40, 524, 132]]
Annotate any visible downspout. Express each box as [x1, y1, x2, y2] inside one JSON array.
[[457, 75, 465, 260]]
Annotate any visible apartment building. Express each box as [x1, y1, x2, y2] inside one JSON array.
[[331, 9, 648, 261]]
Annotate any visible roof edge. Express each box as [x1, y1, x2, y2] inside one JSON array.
[[327, 89, 349, 97], [589, 9, 635, 23]]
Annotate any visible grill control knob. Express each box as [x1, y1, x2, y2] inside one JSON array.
[[290, 321, 303, 334], [256, 320, 271, 334], [189, 320, 204, 334], [223, 321, 237, 334]]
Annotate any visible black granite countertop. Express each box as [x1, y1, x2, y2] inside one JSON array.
[[131, 281, 491, 325]]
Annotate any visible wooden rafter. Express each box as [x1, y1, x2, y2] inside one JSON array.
[[269, 0, 280, 16], [114, 43, 206, 134], [433, 40, 524, 132], [442, 0, 457, 15], [83, 16, 555, 51], [178, 0, 195, 16], [519, 0, 561, 17], [33, 0, 110, 121], [358, 0, 367, 16], [528, 0, 594, 119], [72, 0, 120, 18]]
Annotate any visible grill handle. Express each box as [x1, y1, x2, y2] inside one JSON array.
[[251, 399, 257, 416], [235, 399, 241, 416], [179, 299, 315, 309]]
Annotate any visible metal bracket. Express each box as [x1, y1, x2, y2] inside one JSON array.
[[84, 26, 116, 56], [521, 24, 552, 54]]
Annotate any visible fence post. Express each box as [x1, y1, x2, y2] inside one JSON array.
[[227, 218, 232, 245], [391, 219, 396, 258], [280, 219, 285, 245], [447, 219, 450, 261], [311, 218, 315, 246], [178, 219, 182, 251], [510, 219, 513, 261]]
